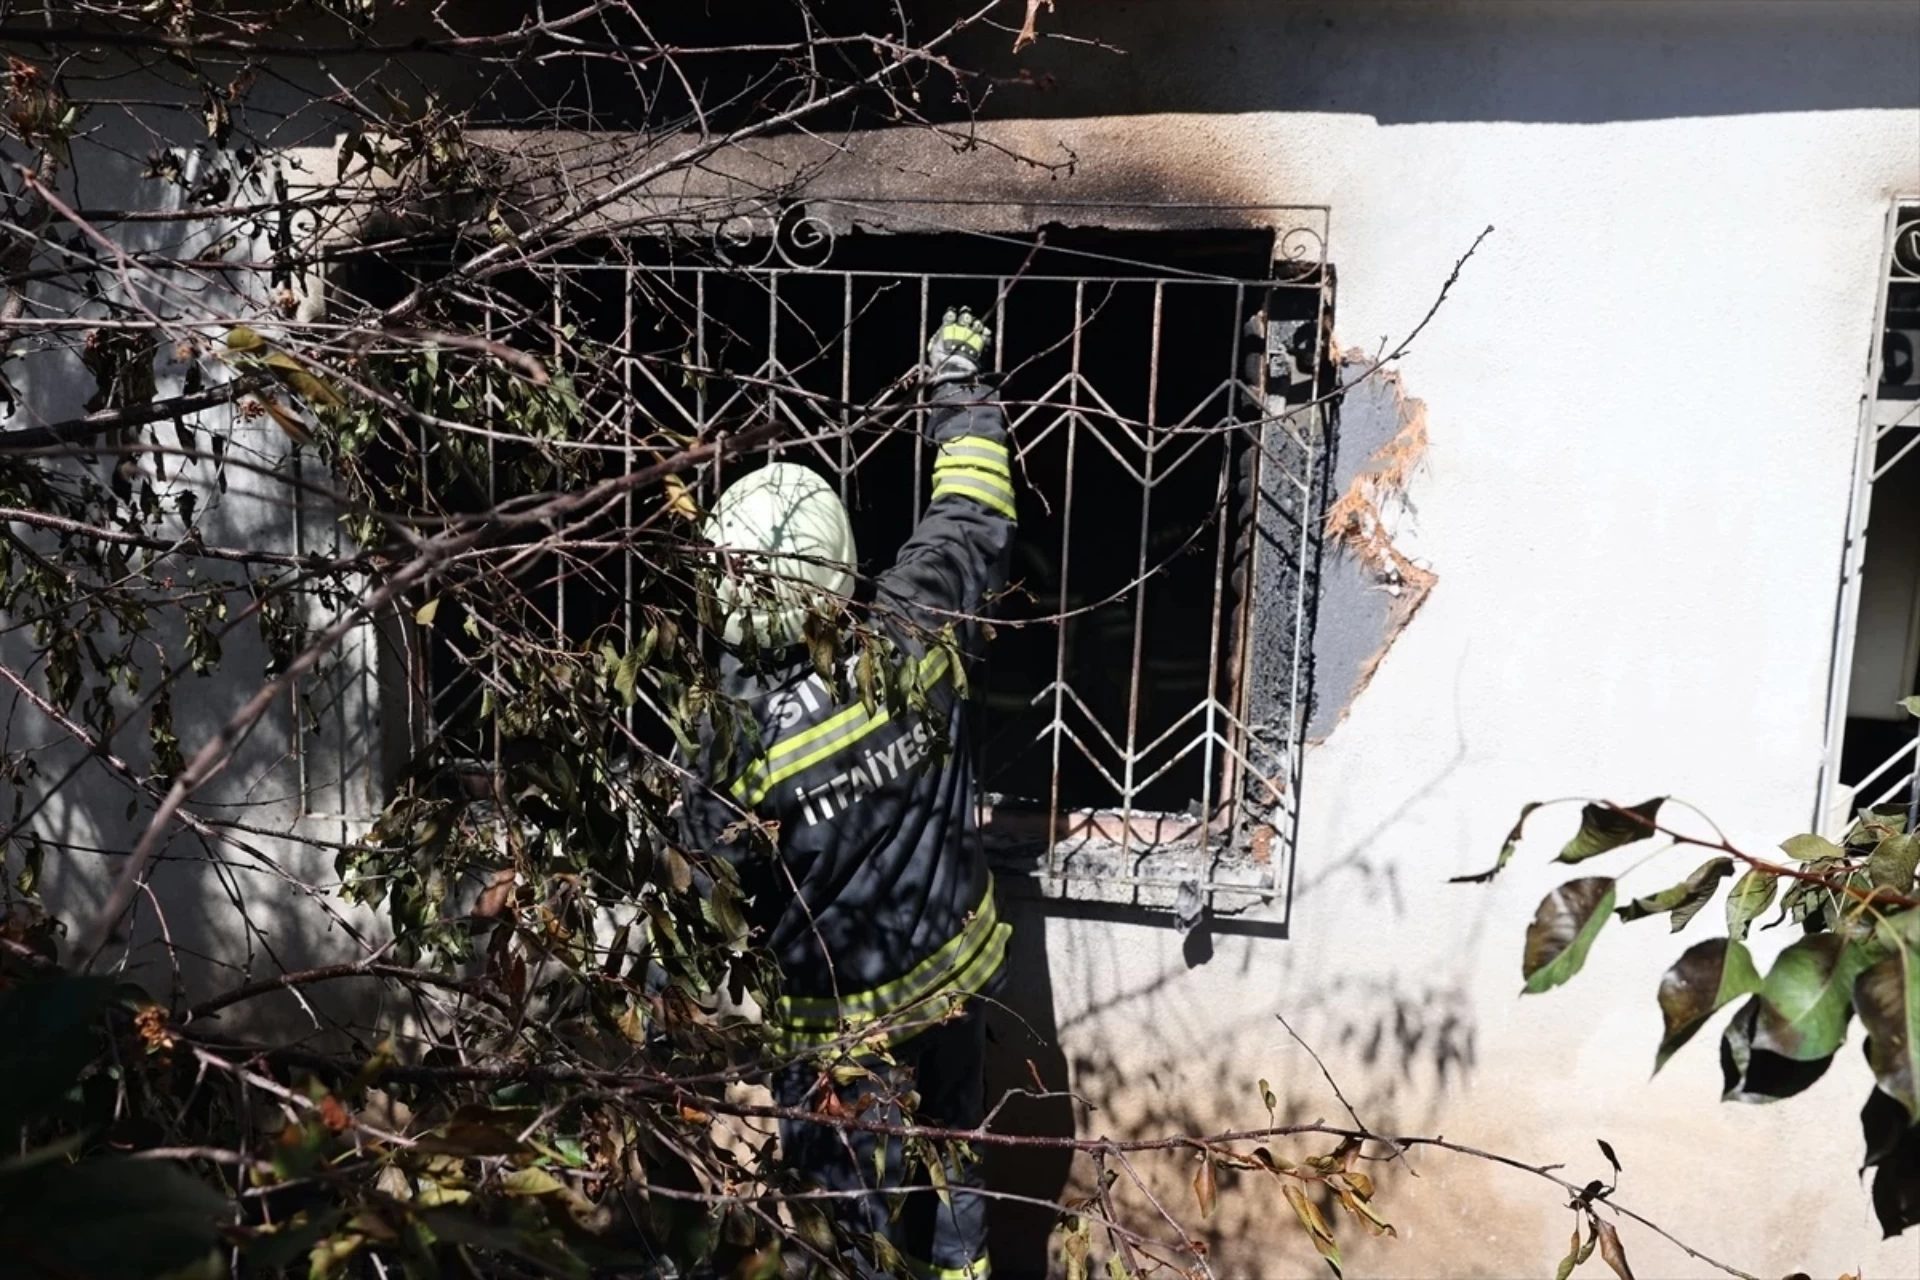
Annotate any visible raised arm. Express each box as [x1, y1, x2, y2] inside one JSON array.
[[873, 310, 1018, 664]]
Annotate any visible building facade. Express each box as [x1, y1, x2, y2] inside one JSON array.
[[8, 2, 1920, 1274]]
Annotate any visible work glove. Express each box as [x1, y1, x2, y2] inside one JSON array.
[[925, 306, 992, 386]]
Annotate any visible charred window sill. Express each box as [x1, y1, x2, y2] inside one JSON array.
[[981, 805, 1280, 914]]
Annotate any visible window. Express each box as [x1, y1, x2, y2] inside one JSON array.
[[1821, 201, 1920, 833], [343, 199, 1335, 913]]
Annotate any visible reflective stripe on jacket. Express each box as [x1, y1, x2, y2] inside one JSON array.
[[682, 382, 1016, 1049]]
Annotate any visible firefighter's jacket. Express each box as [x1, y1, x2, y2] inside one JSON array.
[[682, 381, 1016, 1049]]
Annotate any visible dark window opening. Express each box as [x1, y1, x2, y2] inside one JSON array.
[[1835, 205, 1920, 815], [1838, 414, 1920, 787], [338, 218, 1332, 876]]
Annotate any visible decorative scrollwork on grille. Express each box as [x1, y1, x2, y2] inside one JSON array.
[[711, 212, 777, 266], [709, 203, 838, 268], [774, 206, 836, 269], [1276, 223, 1327, 270], [1893, 212, 1920, 281]]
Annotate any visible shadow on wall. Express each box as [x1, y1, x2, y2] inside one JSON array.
[[981, 893, 1481, 1278], [974, 503, 1480, 1274], [1, 495, 386, 1037], [470, 0, 1920, 137], [2, 266, 388, 1035], [981, 901, 1077, 1276], [947, 0, 1920, 126]]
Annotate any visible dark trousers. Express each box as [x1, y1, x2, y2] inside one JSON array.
[[773, 1002, 991, 1278]]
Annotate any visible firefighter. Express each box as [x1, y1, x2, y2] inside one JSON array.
[[682, 307, 1014, 1279]]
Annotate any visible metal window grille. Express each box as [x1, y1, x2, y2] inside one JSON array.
[[393, 200, 1334, 913], [1819, 201, 1920, 834]]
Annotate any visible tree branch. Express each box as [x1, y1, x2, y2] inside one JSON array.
[[0, 380, 259, 450]]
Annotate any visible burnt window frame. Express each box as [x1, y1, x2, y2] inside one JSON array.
[[325, 196, 1337, 918]]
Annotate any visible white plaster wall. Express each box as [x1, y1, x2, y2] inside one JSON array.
[[0, 79, 393, 1024], [970, 8, 1920, 1275]]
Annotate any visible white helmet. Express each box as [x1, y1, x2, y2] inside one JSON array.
[[701, 462, 856, 649]]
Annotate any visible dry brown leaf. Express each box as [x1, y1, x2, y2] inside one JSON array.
[[1594, 1218, 1634, 1280], [473, 867, 516, 918], [318, 1093, 351, 1133], [1333, 1183, 1395, 1238], [132, 1003, 178, 1056], [1283, 1184, 1343, 1275], [1192, 1152, 1218, 1220], [1013, 0, 1055, 52], [259, 394, 315, 447], [663, 473, 699, 521]]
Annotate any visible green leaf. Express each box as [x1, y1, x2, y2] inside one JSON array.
[[1725, 868, 1778, 942], [1523, 878, 1616, 994], [416, 1114, 525, 1158], [804, 614, 836, 685], [942, 630, 969, 698], [1779, 833, 1843, 862], [1853, 807, 1910, 846], [240, 1212, 341, 1271], [1330, 1178, 1394, 1239], [225, 325, 265, 351], [1854, 909, 1920, 1119], [1553, 1222, 1582, 1280], [1861, 1087, 1920, 1237], [614, 648, 642, 707], [863, 1234, 905, 1279], [1653, 937, 1762, 1072], [19, 831, 45, 895], [1615, 857, 1733, 931], [1875, 1133, 1920, 1239], [1868, 835, 1920, 896], [924, 1145, 952, 1209], [1450, 801, 1542, 884], [0, 1134, 86, 1179], [735, 1245, 785, 1280], [1060, 1214, 1091, 1280], [0, 973, 114, 1139], [1901, 695, 1920, 718], [419, 1207, 589, 1278], [500, 1167, 566, 1196], [706, 879, 750, 951], [855, 644, 878, 716], [1862, 1083, 1911, 1169], [1754, 933, 1875, 1062], [262, 350, 343, 407], [1720, 997, 1835, 1103], [789, 1202, 835, 1252], [1556, 798, 1664, 864], [414, 598, 440, 627], [0, 1156, 229, 1280]]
